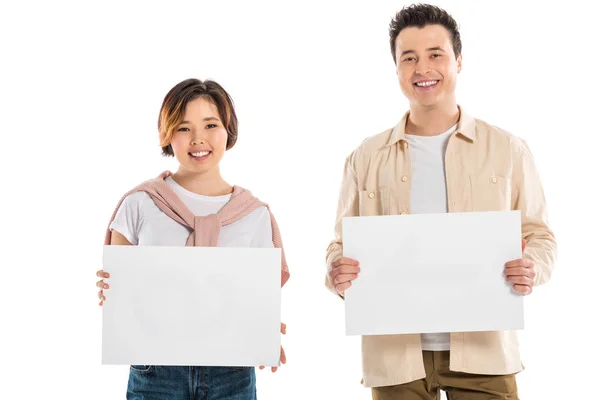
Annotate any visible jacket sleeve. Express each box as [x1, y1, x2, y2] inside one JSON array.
[[325, 152, 360, 297], [511, 138, 557, 285]]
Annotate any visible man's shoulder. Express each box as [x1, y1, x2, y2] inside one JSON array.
[[472, 116, 522, 143], [348, 127, 394, 160]]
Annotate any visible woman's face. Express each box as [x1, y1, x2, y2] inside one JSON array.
[[169, 97, 229, 175]]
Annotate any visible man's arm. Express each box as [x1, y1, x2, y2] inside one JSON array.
[[511, 138, 557, 286], [325, 153, 360, 296]]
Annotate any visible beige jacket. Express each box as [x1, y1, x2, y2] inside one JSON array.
[[325, 106, 556, 387]]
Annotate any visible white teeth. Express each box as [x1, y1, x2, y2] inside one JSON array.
[[191, 151, 210, 157], [416, 80, 438, 87]]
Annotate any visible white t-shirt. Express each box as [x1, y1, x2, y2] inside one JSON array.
[[110, 176, 274, 248], [405, 123, 457, 351]]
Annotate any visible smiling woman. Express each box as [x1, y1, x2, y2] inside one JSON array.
[[159, 79, 238, 156], [157, 79, 239, 183], [94, 78, 289, 399]]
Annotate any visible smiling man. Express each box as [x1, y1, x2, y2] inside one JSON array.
[[325, 4, 556, 400]]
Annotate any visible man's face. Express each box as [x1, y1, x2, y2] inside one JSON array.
[[395, 24, 462, 108]]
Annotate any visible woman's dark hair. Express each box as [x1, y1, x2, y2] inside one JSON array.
[[158, 79, 238, 156]]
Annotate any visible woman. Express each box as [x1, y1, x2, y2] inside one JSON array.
[[95, 78, 288, 399]]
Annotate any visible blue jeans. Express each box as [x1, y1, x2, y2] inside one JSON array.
[[127, 365, 256, 400]]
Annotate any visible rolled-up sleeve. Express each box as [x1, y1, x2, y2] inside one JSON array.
[[511, 138, 557, 285], [325, 152, 360, 296]]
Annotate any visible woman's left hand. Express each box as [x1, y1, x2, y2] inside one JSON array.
[[259, 322, 286, 372]]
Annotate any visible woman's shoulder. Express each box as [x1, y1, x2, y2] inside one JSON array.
[[246, 203, 270, 220], [121, 189, 152, 205], [115, 188, 155, 215]]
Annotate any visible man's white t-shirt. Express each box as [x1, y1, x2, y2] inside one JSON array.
[[405, 123, 457, 351], [110, 176, 274, 248]]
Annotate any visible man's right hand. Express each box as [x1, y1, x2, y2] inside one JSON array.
[[328, 257, 360, 296]]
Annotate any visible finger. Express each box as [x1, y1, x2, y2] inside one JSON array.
[[98, 290, 104, 300], [334, 273, 359, 285], [513, 284, 532, 295], [271, 366, 278, 373], [331, 257, 359, 268], [259, 366, 265, 370], [505, 259, 534, 269], [335, 281, 352, 296], [504, 259, 525, 268], [522, 239, 527, 252], [280, 346, 286, 365], [96, 270, 110, 278], [281, 323, 286, 335], [505, 266, 535, 278], [506, 275, 534, 286], [96, 280, 109, 289], [335, 264, 361, 274]]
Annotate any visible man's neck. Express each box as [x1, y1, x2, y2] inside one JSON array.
[[405, 101, 460, 137]]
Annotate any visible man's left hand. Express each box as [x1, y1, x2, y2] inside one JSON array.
[[504, 239, 536, 295]]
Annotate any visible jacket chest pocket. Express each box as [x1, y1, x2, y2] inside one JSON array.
[[469, 174, 511, 211], [359, 188, 390, 216]]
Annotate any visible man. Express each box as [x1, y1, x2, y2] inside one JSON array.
[[325, 4, 556, 399]]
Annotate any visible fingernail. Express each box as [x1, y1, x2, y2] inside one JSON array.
[[105, 273, 110, 278], [104, 284, 109, 289]]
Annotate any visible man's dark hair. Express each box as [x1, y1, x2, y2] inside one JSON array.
[[389, 3, 462, 62]]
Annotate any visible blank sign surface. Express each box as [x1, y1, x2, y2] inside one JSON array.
[[343, 211, 523, 336], [102, 246, 281, 366]]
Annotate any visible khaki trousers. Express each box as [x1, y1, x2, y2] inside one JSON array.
[[372, 351, 519, 400]]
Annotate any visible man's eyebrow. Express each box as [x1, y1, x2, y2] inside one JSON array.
[[400, 47, 446, 57]]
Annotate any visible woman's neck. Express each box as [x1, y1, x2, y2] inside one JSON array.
[[171, 167, 233, 197]]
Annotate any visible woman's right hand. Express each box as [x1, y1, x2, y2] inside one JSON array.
[[98, 230, 131, 306], [96, 270, 110, 306]]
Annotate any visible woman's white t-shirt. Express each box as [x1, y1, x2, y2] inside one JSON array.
[[110, 176, 274, 248]]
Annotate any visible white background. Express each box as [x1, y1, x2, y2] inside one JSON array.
[[1, 0, 597, 399]]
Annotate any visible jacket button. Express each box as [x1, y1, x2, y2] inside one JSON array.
[[368, 192, 375, 199], [491, 176, 498, 184], [401, 176, 408, 182]]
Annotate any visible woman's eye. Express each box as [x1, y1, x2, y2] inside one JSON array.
[[206, 124, 217, 129], [177, 127, 190, 132]]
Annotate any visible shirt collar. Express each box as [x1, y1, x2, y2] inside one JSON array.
[[386, 105, 477, 146]]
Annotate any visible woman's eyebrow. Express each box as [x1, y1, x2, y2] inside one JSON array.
[[179, 117, 220, 124]]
